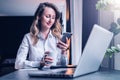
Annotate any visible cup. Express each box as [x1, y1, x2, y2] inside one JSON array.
[[44, 51, 57, 65]]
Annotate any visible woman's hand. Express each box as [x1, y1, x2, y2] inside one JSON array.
[[57, 38, 71, 54], [44, 52, 53, 66], [39, 52, 53, 69]]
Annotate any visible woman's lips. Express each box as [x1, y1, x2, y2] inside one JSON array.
[[47, 22, 52, 26]]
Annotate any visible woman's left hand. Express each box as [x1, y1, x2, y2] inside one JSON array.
[[57, 38, 70, 54]]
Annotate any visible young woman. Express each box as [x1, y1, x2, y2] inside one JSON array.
[[15, 2, 70, 69]]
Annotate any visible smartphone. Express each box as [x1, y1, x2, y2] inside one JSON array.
[[61, 32, 72, 43]]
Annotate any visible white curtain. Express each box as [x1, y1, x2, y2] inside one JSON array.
[[70, 0, 82, 65]]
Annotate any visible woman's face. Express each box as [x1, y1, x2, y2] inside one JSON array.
[[40, 7, 56, 30]]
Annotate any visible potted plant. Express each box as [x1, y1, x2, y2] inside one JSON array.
[[105, 44, 120, 58], [96, 0, 120, 69]]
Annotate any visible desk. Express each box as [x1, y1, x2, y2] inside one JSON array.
[[0, 69, 120, 80]]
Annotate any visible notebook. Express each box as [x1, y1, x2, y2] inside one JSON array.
[[28, 24, 113, 78]]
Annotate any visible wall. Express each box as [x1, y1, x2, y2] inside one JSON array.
[[82, 0, 99, 50], [0, 0, 65, 16], [0, 16, 33, 59]]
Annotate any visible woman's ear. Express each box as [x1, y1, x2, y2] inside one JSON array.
[[36, 16, 41, 22]]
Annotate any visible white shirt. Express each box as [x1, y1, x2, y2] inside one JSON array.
[[15, 31, 68, 69]]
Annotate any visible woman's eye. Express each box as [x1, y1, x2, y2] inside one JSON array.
[[46, 16, 50, 18], [52, 17, 55, 19], [45, 15, 55, 19]]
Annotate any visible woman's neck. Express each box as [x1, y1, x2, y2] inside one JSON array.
[[40, 29, 50, 39]]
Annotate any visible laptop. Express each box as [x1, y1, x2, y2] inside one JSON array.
[[28, 24, 113, 78]]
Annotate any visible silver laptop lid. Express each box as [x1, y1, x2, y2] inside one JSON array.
[[74, 24, 113, 77]]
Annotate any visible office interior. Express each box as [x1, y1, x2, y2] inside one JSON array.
[[0, 0, 120, 78]]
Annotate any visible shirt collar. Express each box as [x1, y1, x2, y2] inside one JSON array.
[[37, 30, 52, 39]]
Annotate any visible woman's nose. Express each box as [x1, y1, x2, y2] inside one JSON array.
[[48, 18, 52, 23]]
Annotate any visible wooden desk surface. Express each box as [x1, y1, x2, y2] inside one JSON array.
[[0, 69, 120, 80]]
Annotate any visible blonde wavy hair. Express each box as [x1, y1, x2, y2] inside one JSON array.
[[30, 2, 62, 45]]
